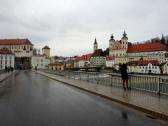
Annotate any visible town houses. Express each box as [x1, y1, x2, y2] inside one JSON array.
[[74, 31, 168, 74], [1, 32, 168, 74]]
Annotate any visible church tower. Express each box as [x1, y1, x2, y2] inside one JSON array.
[[93, 38, 98, 52], [42, 45, 50, 57], [109, 34, 115, 50], [121, 30, 128, 50]]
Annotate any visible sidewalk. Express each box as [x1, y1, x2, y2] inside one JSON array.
[[34, 70, 168, 121], [0, 71, 14, 83], [0, 71, 16, 94]]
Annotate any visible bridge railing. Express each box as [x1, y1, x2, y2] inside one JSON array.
[[38, 69, 168, 95], [65, 71, 168, 95]]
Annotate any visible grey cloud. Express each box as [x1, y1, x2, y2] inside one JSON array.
[[0, 0, 168, 56]]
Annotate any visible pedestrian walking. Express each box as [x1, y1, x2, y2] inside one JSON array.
[[120, 64, 129, 90], [5, 66, 7, 72]]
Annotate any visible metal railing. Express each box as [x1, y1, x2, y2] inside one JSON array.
[[39, 69, 168, 95]]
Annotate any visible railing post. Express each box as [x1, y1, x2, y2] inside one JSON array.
[[111, 74, 113, 87], [79, 72, 81, 81], [74, 72, 76, 80], [129, 75, 131, 89], [157, 77, 161, 95]]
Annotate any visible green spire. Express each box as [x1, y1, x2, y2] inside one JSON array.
[[110, 34, 114, 40], [94, 38, 97, 44], [161, 34, 165, 44], [123, 30, 127, 38]]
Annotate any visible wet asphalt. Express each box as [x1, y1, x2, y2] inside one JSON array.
[[0, 70, 167, 126]]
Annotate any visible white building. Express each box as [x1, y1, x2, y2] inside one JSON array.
[[31, 55, 50, 69], [109, 32, 128, 57], [128, 60, 160, 74], [106, 56, 115, 68], [90, 49, 106, 67], [0, 39, 33, 68], [0, 39, 33, 58], [127, 42, 168, 64], [0, 48, 15, 70], [75, 54, 92, 68], [108, 32, 168, 68]]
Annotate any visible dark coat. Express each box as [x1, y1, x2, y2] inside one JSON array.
[[121, 67, 128, 80]]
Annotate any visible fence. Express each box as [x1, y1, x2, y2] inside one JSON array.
[[39, 69, 168, 95]]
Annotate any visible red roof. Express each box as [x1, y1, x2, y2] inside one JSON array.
[[128, 60, 159, 66], [77, 53, 93, 61], [128, 42, 168, 53], [75, 56, 81, 62], [0, 39, 33, 45], [0, 48, 14, 55]]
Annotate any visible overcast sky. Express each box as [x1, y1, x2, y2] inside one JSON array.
[[0, 0, 168, 56]]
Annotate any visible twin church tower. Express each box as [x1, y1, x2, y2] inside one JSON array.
[[93, 31, 128, 57]]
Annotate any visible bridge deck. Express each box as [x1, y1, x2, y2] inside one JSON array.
[[36, 70, 168, 120]]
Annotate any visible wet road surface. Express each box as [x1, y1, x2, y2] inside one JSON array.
[[0, 71, 167, 126]]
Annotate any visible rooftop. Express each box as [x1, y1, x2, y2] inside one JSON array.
[[42, 45, 50, 49], [0, 39, 33, 45], [128, 42, 168, 53], [77, 53, 93, 61], [128, 60, 160, 66]]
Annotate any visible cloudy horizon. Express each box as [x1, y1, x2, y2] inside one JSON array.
[[0, 0, 168, 56]]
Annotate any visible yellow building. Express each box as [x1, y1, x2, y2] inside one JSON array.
[[49, 63, 64, 71], [50, 56, 56, 64], [42, 45, 50, 57], [114, 56, 128, 65]]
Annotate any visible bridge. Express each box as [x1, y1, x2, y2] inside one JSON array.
[[0, 70, 167, 125], [65, 66, 102, 72]]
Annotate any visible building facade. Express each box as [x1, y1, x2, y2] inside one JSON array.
[[108, 32, 168, 72], [127, 60, 160, 74], [109, 31, 128, 57], [127, 42, 168, 64], [42, 45, 50, 57], [105, 56, 115, 68], [90, 49, 106, 66], [76, 53, 92, 68], [49, 63, 64, 71], [31, 55, 50, 69], [0, 48, 14, 70], [0, 39, 33, 69]]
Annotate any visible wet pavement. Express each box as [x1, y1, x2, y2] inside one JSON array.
[[36, 70, 168, 119], [0, 70, 167, 126]]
